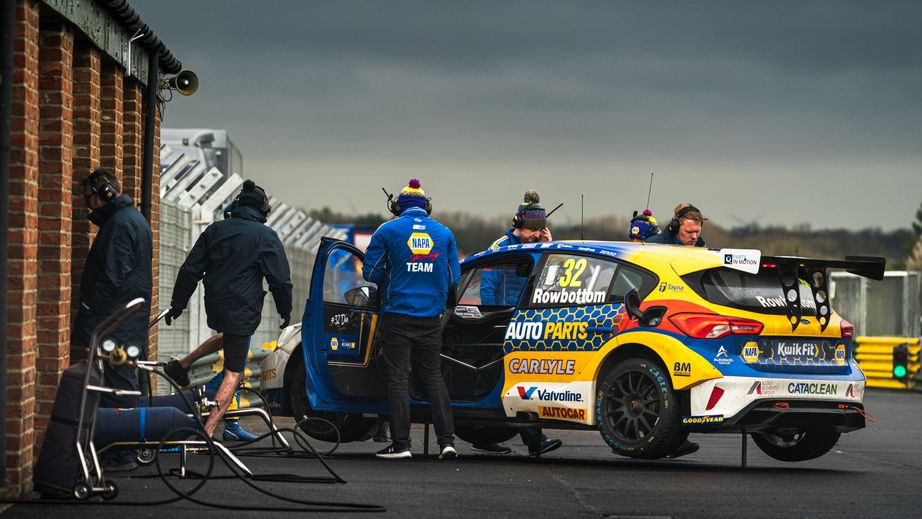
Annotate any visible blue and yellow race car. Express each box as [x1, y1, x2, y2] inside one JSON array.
[[261, 237, 884, 461]]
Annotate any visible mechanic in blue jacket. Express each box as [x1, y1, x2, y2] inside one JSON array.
[[165, 180, 293, 440], [475, 191, 563, 457], [645, 203, 706, 247], [362, 179, 460, 460]]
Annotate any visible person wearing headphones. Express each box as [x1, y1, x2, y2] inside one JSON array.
[[646, 203, 707, 247], [475, 191, 563, 457], [164, 180, 293, 440], [163, 204, 261, 442], [363, 179, 460, 460], [628, 209, 661, 243]]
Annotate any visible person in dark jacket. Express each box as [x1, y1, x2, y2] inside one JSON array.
[[164, 180, 293, 439], [475, 191, 563, 457], [72, 169, 153, 409], [362, 179, 460, 460], [646, 203, 707, 247]]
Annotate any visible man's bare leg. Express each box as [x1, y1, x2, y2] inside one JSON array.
[[203, 368, 244, 439], [179, 333, 224, 370]]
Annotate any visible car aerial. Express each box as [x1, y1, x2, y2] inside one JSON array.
[[261, 237, 885, 461]]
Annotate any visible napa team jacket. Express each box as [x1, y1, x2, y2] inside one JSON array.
[[362, 207, 461, 318]]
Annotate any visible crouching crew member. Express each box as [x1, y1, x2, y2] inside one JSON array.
[[477, 190, 562, 457], [165, 180, 293, 439], [363, 179, 460, 460]]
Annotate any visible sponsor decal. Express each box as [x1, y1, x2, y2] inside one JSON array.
[[658, 282, 685, 292], [406, 262, 434, 272], [713, 345, 733, 365], [719, 248, 761, 274], [682, 415, 725, 425], [555, 244, 574, 249], [597, 250, 618, 258], [454, 305, 483, 319], [330, 337, 339, 351], [577, 247, 595, 252], [787, 382, 838, 395], [756, 294, 817, 310], [776, 342, 819, 358], [658, 282, 667, 293], [539, 243, 554, 249], [261, 368, 277, 382], [521, 243, 539, 249], [845, 384, 861, 398], [406, 232, 433, 255], [517, 386, 584, 402], [742, 342, 759, 363], [341, 341, 356, 349], [835, 344, 847, 365], [539, 406, 587, 421], [508, 358, 576, 375], [504, 321, 589, 341], [531, 288, 606, 305], [747, 380, 783, 396], [673, 362, 692, 377], [412, 224, 426, 230], [330, 313, 349, 328]]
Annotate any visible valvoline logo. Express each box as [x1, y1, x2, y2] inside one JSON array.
[[518, 386, 537, 399], [517, 386, 583, 402]]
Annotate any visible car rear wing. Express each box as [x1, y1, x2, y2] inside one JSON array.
[[758, 254, 886, 332]]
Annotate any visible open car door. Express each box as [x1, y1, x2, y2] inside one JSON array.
[[302, 238, 386, 414]]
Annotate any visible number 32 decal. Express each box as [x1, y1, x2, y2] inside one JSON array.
[[559, 258, 587, 287]]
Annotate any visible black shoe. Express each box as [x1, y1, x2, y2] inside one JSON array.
[[164, 359, 190, 388], [376, 444, 412, 459], [666, 439, 700, 459], [102, 453, 139, 473], [529, 438, 563, 457]]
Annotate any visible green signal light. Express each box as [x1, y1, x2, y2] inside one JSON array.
[[894, 365, 908, 378]]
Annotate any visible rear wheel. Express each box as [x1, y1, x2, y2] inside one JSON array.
[[751, 428, 841, 462], [288, 358, 376, 443], [596, 358, 687, 459], [455, 425, 519, 446]]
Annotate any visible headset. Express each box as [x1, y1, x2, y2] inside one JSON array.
[[667, 204, 701, 234], [383, 187, 432, 216], [87, 171, 118, 202]]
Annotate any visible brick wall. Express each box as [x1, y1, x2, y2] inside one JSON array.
[[122, 80, 143, 202], [99, 63, 123, 183], [34, 20, 74, 454], [6, 0, 40, 493]]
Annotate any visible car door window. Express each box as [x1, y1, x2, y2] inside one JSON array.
[[323, 248, 366, 304], [528, 254, 617, 307], [609, 264, 657, 303], [458, 259, 533, 307]]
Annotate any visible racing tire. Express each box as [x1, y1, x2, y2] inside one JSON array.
[[596, 358, 687, 459], [455, 425, 519, 446], [751, 428, 841, 462], [288, 359, 376, 443]]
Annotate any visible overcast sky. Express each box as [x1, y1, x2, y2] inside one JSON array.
[[134, 0, 921, 230]]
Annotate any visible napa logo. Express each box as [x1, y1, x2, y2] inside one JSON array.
[[407, 232, 433, 255]]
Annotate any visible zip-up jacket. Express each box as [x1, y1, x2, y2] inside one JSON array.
[[362, 207, 461, 317], [170, 205, 293, 335]]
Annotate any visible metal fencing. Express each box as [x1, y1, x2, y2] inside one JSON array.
[[155, 141, 343, 392], [830, 271, 921, 338]]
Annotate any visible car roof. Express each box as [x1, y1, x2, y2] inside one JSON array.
[[463, 240, 727, 276]]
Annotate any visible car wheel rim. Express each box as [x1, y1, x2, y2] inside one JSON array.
[[603, 369, 663, 443]]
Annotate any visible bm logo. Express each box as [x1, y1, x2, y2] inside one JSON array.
[[407, 232, 433, 255], [673, 362, 692, 377]]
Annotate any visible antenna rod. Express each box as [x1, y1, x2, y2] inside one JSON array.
[[546, 202, 564, 217], [645, 172, 654, 210], [580, 194, 584, 241]]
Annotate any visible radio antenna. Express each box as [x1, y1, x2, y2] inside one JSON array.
[[645, 172, 654, 210], [580, 194, 585, 241], [546, 202, 564, 217]]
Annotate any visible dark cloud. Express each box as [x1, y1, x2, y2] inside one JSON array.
[[136, 0, 922, 230]]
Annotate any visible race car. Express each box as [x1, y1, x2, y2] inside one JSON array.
[[261, 237, 884, 461]]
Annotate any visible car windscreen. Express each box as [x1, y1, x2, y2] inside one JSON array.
[[683, 268, 818, 316]]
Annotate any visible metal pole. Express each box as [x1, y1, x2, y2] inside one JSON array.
[[0, 0, 17, 487]]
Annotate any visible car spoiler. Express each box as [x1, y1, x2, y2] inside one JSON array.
[[758, 255, 886, 332]]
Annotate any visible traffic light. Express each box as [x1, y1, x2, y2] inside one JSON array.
[[892, 344, 910, 381]]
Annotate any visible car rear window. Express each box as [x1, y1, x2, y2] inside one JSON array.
[[683, 268, 818, 316]]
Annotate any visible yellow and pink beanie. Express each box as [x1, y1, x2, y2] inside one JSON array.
[[397, 178, 427, 210]]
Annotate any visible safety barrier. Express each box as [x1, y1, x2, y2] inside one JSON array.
[[854, 336, 921, 390]]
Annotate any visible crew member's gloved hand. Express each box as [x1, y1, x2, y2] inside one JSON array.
[[280, 314, 291, 329], [164, 307, 183, 326]]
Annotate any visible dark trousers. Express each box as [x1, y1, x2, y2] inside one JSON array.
[[379, 312, 454, 450]]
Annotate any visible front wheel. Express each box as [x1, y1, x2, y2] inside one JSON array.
[[751, 429, 841, 462], [596, 358, 687, 459], [288, 358, 376, 443]]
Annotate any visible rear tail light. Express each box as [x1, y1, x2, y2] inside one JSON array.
[[840, 320, 854, 339], [669, 313, 764, 339]]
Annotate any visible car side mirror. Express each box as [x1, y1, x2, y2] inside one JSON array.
[[624, 288, 667, 327], [344, 285, 378, 308]]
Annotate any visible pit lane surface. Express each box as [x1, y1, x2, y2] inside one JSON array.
[[4, 389, 921, 518]]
